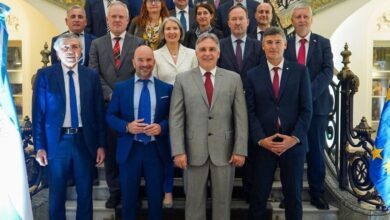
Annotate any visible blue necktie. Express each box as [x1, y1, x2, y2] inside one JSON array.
[[138, 79, 151, 144], [179, 10, 187, 31], [67, 70, 79, 128]]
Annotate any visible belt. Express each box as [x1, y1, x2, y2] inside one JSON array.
[[61, 127, 82, 134]]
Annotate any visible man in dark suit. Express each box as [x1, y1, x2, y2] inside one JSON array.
[[218, 5, 262, 89], [216, 0, 259, 37], [84, 0, 131, 38], [248, 2, 273, 42], [246, 27, 312, 220], [169, 0, 195, 32], [33, 33, 106, 220], [51, 5, 95, 66], [89, 1, 144, 208], [106, 45, 172, 220], [284, 3, 334, 210]]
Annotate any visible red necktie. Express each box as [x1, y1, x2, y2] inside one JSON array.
[[113, 37, 121, 69], [204, 72, 213, 106], [272, 67, 279, 98], [297, 38, 306, 65]]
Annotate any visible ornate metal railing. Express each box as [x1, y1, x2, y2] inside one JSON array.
[[325, 43, 386, 210]]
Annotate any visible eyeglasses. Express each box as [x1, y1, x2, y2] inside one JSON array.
[[146, 0, 161, 3]]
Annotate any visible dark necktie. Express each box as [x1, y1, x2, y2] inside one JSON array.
[[204, 72, 213, 106], [113, 37, 121, 69], [297, 38, 307, 65], [272, 67, 279, 99], [259, 31, 264, 42], [137, 79, 151, 144], [67, 70, 79, 128], [235, 39, 243, 71], [179, 10, 187, 31]]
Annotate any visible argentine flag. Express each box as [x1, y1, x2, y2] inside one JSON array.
[[0, 3, 33, 220]]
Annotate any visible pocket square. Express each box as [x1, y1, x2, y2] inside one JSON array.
[[160, 96, 169, 99]]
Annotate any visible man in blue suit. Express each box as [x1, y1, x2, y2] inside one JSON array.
[[284, 3, 333, 210], [33, 33, 106, 220], [106, 45, 172, 220], [216, 0, 259, 37], [51, 5, 96, 66], [246, 27, 312, 220], [218, 5, 263, 89], [85, 0, 131, 38]]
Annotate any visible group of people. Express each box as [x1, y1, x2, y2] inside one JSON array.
[[31, 0, 334, 220]]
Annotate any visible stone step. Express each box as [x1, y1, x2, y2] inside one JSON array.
[[270, 202, 338, 220], [65, 200, 115, 220], [67, 179, 310, 202]]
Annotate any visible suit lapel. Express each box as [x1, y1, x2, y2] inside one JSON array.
[[128, 78, 135, 120], [54, 64, 66, 107], [242, 39, 252, 70], [78, 65, 86, 112], [104, 34, 116, 68], [161, 45, 176, 66], [259, 65, 276, 101], [120, 33, 130, 68], [176, 45, 186, 67], [287, 36, 297, 62], [192, 68, 209, 107], [278, 62, 290, 101], [210, 68, 222, 110], [153, 78, 162, 122], [306, 34, 317, 65], [225, 37, 239, 72]]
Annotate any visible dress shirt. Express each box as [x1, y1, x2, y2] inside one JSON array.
[[256, 27, 265, 41], [110, 31, 126, 54], [294, 32, 311, 64], [266, 59, 284, 87], [175, 6, 190, 31], [235, 0, 247, 7], [61, 64, 82, 128], [199, 66, 216, 86], [231, 35, 247, 60], [133, 75, 157, 140]]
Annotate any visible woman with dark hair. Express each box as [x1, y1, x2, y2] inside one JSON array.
[[183, 2, 223, 49], [153, 17, 198, 208], [129, 0, 170, 50]]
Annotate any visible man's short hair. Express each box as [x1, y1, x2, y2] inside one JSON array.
[[291, 2, 312, 17], [53, 33, 82, 52], [227, 4, 249, 19], [66, 5, 85, 16], [195, 33, 220, 51], [263, 27, 286, 42], [107, 0, 130, 18]]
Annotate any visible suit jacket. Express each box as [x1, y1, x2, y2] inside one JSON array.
[[183, 27, 224, 49], [245, 60, 312, 151], [153, 44, 198, 84], [32, 64, 105, 158], [169, 67, 248, 166], [106, 77, 173, 164], [284, 32, 334, 115], [169, 7, 195, 31], [50, 32, 96, 66], [84, 0, 131, 38], [128, 17, 146, 39], [218, 36, 263, 89], [89, 32, 144, 100], [216, 0, 259, 37]]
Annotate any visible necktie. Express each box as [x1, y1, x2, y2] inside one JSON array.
[[272, 67, 279, 99], [113, 37, 121, 69], [297, 38, 306, 65], [204, 72, 213, 106], [214, 0, 220, 9], [67, 70, 79, 128], [179, 10, 187, 31], [259, 31, 264, 42], [235, 39, 243, 71], [137, 80, 151, 144]]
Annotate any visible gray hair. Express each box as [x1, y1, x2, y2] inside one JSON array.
[[291, 2, 312, 17], [53, 33, 82, 52], [159, 17, 185, 44], [195, 33, 220, 51], [263, 27, 286, 42], [66, 5, 85, 16], [107, 1, 130, 18]]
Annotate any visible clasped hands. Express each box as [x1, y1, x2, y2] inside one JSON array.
[[173, 153, 245, 170], [258, 133, 298, 156], [127, 118, 161, 136]]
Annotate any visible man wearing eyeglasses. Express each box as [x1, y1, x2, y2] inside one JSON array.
[[33, 33, 106, 220]]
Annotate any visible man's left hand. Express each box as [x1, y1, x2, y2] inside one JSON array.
[[275, 134, 298, 156], [144, 123, 161, 136], [229, 154, 245, 167], [96, 147, 105, 166]]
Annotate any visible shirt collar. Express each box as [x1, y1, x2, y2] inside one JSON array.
[[61, 63, 79, 76], [175, 6, 189, 14], [199, 66, 217, 77], [295, 32, 311, 44], [69, 30, 84, 36], [235, 0, 246, 7], [135, 74, 155, 84], [266, 59, 284, 72], [110, 31, 126, 40], [231, 34, 247, 44]]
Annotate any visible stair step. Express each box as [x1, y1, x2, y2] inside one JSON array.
[[65, 200, 115, 220], [270, 202, 338, 220]]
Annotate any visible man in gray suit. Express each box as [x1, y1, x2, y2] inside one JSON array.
[[88, 0, 144, 208], [170, 33, 248, 220]]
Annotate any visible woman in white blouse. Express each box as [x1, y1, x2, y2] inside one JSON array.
[[153, 16, 198, 85]]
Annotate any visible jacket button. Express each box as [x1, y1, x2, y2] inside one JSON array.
[[208, 133, 212, 136], [208, 116, 212, 120]]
